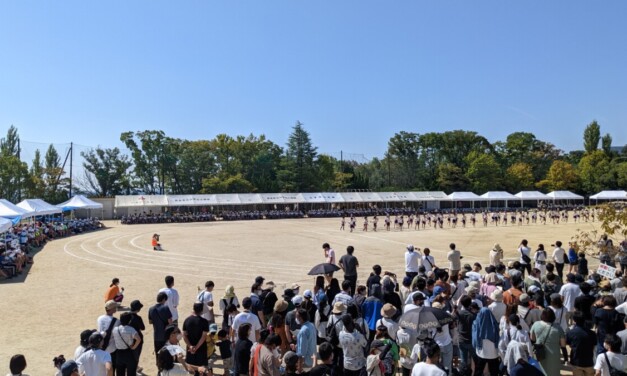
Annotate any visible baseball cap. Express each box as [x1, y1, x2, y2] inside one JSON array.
[[292, 295, 304, 306], [209, 323, 219, 333], [105, 300, 118, 311], [61, 360, 78, 376], [130, 300, 143, 311]]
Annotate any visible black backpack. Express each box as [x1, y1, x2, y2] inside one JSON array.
[[260, 290, 278, 315], [325, 316, 343, 346]]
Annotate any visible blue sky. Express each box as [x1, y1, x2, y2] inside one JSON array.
[[1, 1, 626, 160]]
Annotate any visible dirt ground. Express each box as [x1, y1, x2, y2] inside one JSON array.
[[0, 216, 603, 374]]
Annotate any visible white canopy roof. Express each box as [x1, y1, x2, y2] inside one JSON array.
[[377, 192, 400, 202], [410, 191, 449, 201], [281, 193, 303, 204], [238, 193, 263, 204], [0, 199, 34, 219], [0, 217, 12, 233], [546, 191, 584, 200], [321, 192, 344, 203], [590, 190, 627, 200], [339, 192, 363, 203], [215, 194, 241, 205], [480, 191, 518, 200], [300, 193, 326, 203], [259, 193, 285, 204], [448, 192, 484, 201], [17, 199, 62, 216], [115, 195, 169, 207], [57, 195, 104, 210], [514, 191, 549, 200], [358, 192, 382, 202]]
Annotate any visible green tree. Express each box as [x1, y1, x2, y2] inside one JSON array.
[[437, 163, 469, 192], [615, 162, 627, 188], [536, 160, 578, 191], [174, 140, 217, 194], [578, 150, 613, 193], [43, 144, 69, 203], [386, 131, 422, 189], [601, 133, 613, 155], [465, 151, 502, 193], [0, 126, 28, 202], [24, 149, 46, 198], [231, 134, 283, 193], [496, 132, 561, 181], [81, 147, 132, 196], [201, 173, 254, 193], [583, 120, 601, 153], [120, 130, 179, 194], [279, 121, 318, 191], [505, 162, 535, 191]]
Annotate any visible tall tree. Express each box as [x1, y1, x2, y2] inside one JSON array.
[[505, 162, 535, 191], [583, 120, 601, 153], [24, 149, 46, 198], [437, 163, 469, 192], [578, 150, 613, 193], [601, 133, 613, 155], [81, 147, 132, 196], [279, 121, 318, 191], [43, 144, 69, 203], [0, 126, 28, 201], [386, 131, 422, 189], [465, 151, 502, 193], [536, 160, 578, 191]]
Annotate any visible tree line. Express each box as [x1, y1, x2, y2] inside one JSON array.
[[0, 120, 625, 202]]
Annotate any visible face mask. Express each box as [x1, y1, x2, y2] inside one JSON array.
[[257, 290, 262, 296], [176, 333, 183, 342]]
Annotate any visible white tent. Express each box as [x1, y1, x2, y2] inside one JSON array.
[[378, 192, 400, 202], [17, 199, 62, 216], [0, 217, 12, 233], [238, 194, 263, 204], [215, 194, 241, 205], [115, 195, 168, 207], [56, 195, 104, 211], [0, 199, 34, 220], [321, 192, 344, 203], [300, 193, 326, 203], [590, 190, 627, 200], [480, 191, 517, 200], [358, 192, 382, 202], [514, 191, 548, 200], [448, 192, 484, 201], [339, 192, 363, 203], [280, 193, 303, 204], [410, 191, 449, 202], [546, 191, 584, 200]]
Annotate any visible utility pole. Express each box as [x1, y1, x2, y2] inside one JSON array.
[[69, 142, 73, 197], [17, 138, 21, 201]]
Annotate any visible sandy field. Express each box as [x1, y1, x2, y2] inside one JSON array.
[[0, 217, 603, 374]]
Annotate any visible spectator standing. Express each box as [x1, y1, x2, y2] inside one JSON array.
[[159, 275, 180, 325], [339, 246, 360, 295]]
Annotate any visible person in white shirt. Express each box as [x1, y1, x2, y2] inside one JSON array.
[[421, 248, 437, 274], [518, 239, 532, 276], [410, 339, 446, 376], [323, 243, 336, 284], [231, 297, 261, 343], [405, 245, 420, 279], [559, 273, 583, 312], [552, 241, 566, 280], [76, 333, 113, 376], [97, 301, 120, 358], [159, 275, 180, 324], [197, 280, 215, 323], [488, 289, 506, 323], [595, 334, 627, 376], [74, 329, 96, 360]]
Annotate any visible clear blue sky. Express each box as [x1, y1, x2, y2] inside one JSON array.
[[1, 1, 626, 160]]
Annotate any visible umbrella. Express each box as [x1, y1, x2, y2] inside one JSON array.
[[399, 306, 454, 331], [308, 263, 341, 275]]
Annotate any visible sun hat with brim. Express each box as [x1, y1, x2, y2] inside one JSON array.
[[332, 302, 347, 314], [493, 243, 503, 252], [380, 303, 397, 318], [465, 285, 479, 294], [282, 351, 299, 367], [519, 294, 530, 303], [274, 300, 288, 313]]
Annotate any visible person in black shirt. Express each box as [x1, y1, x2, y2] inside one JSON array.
[[566, 311, 596, 375], [128, 300, 146, 367], [217, 329, 232, 376], [455, 296, 477, 370], [309, 342, 334, 376], [367, 265, 382, 292], [339, 246, 359, 295], [234, 324, 253, 376], [574, 283, 595, 329], [148, 292, 173, 362], [183, 302, 209, 367]]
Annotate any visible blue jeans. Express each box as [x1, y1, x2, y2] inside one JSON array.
[[440, 342, 453, 375], [459, 342, 477, 370]]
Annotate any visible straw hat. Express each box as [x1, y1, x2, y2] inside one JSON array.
[[380, 303, 397, 318], [274, 300, 288, 313], [493, 243, 503, 252], [332, 301, 347, 314]]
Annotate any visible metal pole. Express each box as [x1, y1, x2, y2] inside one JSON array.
[[69, 142, 73, 197]]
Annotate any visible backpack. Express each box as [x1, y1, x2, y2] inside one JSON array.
[[604, 352, 627, 376], [325, 316, 343, 346]]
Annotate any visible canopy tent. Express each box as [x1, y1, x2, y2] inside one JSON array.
[[259, 193, 285, 204], [0, 199, 34, 221], [215, 194, 241, 205], [394, 192, 415, 202], [590, 190, 627, 201], [410, 191, 449, 201], [237, 194, 263, 205], [115, 195, 168, 208], [17, 199, 62, 216], [56, 195, 104, 211], [377, 192, 401, 202], [338, 192, 363, 203], [514, 191, 549, 200], [480, 191, 518, 208], [281, 193, 303, 204], [0, 217, 12, 233], [357, 192, 382, 202], [300, 193, 326, 203], [447, 192, 484, 201], [321, 192, 344, 203], [546, 191, 585, 200]]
